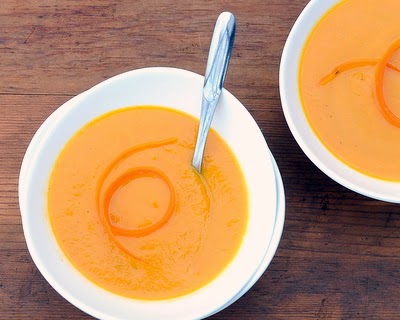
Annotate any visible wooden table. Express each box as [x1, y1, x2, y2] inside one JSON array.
[[2, 0, 400, 319]]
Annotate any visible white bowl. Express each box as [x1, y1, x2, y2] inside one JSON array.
[[19, 67, 285, 319], [279, 0, 400, 203]]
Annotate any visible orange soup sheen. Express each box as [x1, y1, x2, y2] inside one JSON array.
[[48, 106, 248, 300], [300, 0, 400, 181]]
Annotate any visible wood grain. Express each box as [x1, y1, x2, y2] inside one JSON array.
[[2, 0, 400, 319]]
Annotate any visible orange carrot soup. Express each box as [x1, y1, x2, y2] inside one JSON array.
[[300, 0, 400, 180], [48, 106, 248, 300]]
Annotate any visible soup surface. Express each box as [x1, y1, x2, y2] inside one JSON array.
[[48, 106, 248, 300], [300, 0, 400, 180]]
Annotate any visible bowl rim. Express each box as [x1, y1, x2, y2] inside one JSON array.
[[19, 67, 284, 319], [279, 0, 400, 203]]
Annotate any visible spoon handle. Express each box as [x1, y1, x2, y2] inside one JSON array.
[[192, 12, 236, 173]]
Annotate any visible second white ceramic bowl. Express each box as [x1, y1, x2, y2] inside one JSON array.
[[279, 0, 400, 203]]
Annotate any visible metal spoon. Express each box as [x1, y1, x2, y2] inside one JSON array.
[[192, 12, 236, 173]]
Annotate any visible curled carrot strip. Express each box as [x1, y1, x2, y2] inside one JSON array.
[[102, 167, 176, 237], [375, 39, 400, 128], [96, 138, 177, 259], [318, 39, 400, 127]]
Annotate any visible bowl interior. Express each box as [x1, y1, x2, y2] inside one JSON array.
[[279, 0, 400, 203], [19, 67, 280, 319]]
